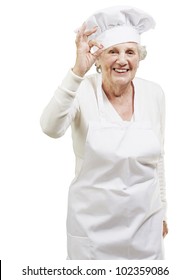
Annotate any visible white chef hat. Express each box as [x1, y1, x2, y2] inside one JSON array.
[[84, 6, 155, 49]]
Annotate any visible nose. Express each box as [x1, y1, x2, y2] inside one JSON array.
[[117, 52, 128, 65]]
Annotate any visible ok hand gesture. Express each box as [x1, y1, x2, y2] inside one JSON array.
[[72, 23, 104, 77]]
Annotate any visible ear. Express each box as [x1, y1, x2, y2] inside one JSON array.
[[136, 58, 140, 68], [95, 56, 101, 67], [95, 61, 99, 68]]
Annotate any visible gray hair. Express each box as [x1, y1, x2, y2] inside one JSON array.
[[138, 44, 147, 61]]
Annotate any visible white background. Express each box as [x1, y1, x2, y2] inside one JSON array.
[[0, 0, 188, 278]]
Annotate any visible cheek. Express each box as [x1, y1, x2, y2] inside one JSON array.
[[101, 61, 113, 73], [131, 58, 140, 69], [100, 56, 116, 68], [136, 61, 139, 69]]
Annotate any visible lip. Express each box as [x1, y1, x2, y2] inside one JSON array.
[[113, 68, 129, 73]]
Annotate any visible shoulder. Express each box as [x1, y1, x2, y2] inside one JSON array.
[[134, 77, 164, 97], [134, 77, 165, 118], [76, 73, 98, 93], [134, 77, 164, 92], [133, 77, 165, 107], [78, 73, 98, 85], [76, 73, 99, 99], [75, 73, 99, 108]]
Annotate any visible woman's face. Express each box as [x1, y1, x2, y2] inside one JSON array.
[[98, 42, 140, 89]]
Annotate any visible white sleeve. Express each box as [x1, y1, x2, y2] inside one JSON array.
[[40, 69, 84, 138], [157, 155, 167, 221], [158, 91, 167, 221]]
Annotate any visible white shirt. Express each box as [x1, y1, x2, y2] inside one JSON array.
[[40, 69, 167, 219]]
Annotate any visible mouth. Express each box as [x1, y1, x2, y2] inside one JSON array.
[[113, 68, 129, 73]]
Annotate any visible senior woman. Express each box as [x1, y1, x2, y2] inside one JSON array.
[[40, 6, 168, 260]]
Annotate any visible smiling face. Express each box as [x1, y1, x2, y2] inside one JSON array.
[[97, 42, 140, 92]]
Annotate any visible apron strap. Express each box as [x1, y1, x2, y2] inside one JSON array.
[[96, 74, 105, 117]]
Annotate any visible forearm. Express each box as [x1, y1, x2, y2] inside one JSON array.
[[40, 69, 84, 138], [157, 155, 167, 221]]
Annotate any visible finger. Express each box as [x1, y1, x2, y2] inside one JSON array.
[[75, 25, 98, 47], [76, 24, 98, 38], [163, 231, 168, 238], [84, 26, 98, 37], [88, 39, 103, 49], [162, 222, 168, 238], [74, 22, 87, 42], [93, 47, 104, 57], [88, 40, 104, 57], [79, 22, 87, 33]]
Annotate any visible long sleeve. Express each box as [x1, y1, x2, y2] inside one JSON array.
[[157, 156, 167, 221], [40, 69, 84, 138], [158, 91, 167, 221]]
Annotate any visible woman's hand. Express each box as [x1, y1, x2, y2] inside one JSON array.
[[72, 23, 104, 77], [163, 221, 168, 238]]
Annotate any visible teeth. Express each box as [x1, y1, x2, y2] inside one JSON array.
[[114, 68, 128, 73]]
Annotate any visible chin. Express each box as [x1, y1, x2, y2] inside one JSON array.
[[113, 76, 131, 85]]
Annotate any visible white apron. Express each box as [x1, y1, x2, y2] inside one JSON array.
[[66, 79, 164, 260]]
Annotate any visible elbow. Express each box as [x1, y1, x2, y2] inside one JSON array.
[[40, 117, 64, 139], [41, 127, 63, 139]]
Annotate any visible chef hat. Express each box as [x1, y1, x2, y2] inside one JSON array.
[[84, 6, 155, 49]]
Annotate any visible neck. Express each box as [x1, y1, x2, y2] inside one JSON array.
[[102, 82, 133, 101]]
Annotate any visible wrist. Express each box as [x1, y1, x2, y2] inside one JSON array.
[[72, 66, 86, 77]]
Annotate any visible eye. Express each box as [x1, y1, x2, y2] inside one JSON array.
[[108, 49, 117, 54], [127, 49, 135, 55]]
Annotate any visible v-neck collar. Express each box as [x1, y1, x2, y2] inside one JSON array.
[[97, 74, 139, 123], [102, 89, 134, 122]]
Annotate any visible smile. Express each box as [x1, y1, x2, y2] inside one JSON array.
[[113, 68, 129, 73]]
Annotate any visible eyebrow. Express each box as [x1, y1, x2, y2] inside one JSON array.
[[107, 46, 137, 52]]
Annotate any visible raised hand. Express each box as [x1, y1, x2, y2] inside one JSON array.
[[72, 23, 104, 77]]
